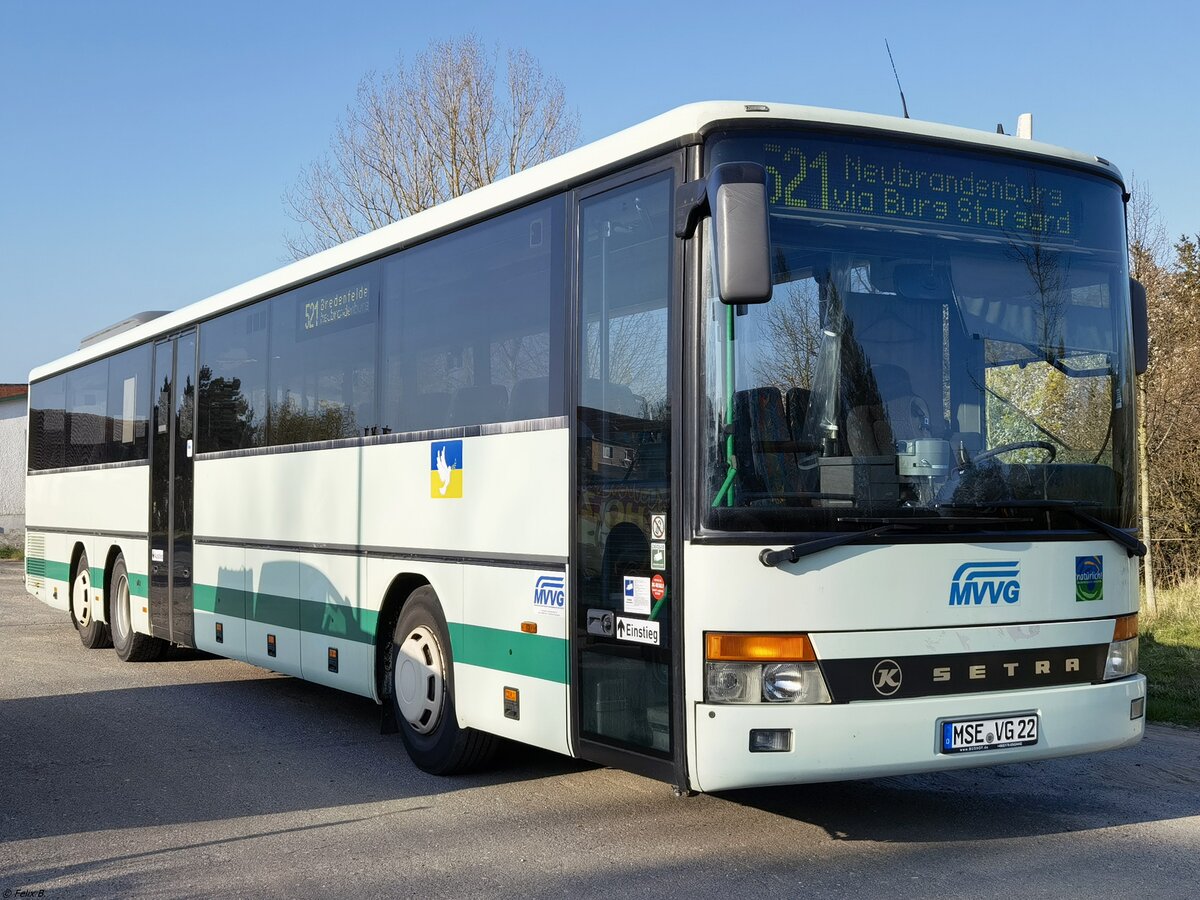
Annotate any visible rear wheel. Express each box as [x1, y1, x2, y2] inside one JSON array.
[[71, 551, 111, 649], [110, 555, 168, 662], [389, 586, 497, 774]]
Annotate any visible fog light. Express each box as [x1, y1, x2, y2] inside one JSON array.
[[705, 662, 761, 703], [749, 728, 792, 753], [1131, 697, 1145, 720]]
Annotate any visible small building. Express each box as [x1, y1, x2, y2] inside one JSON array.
[[0, 384, 28, 535]]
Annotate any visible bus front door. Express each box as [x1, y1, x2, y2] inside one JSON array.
[[149, 331, 197, 647], [571, 163, 682, 783]]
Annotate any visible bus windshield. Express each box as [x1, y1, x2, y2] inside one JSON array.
[[701, 131, 1136, 534]]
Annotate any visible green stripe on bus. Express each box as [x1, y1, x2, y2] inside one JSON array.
[[193, 584, 378, 644], [448, 622, 568, 684], [26, 558, 70, 582], [28, 557, 147, 597]]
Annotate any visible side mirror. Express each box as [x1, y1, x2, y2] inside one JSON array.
[[1129, 277, 1148, 375], [675, 162, 773, 305]]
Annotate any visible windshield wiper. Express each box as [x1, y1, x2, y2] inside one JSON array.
[[937, 499, 1147, 558], [760, 524, 904, 567], [758, 514, 1028, 568]]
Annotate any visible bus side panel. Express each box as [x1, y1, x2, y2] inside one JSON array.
[[298, 550, 374, 698], [25, 465, 150, 615], [243, 547, 302, 678], [195, 450, 366, 551], [457, 564, 570, 755], [358, 429, 570, 746], [358, 429, 571, 560], [193, 542, 248, 662], [24, 529, 71, 611]]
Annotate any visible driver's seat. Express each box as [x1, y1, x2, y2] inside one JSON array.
[[845, 363, 932, 456]]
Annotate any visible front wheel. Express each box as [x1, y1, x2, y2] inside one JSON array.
[[389, 586, 498, 774], [71, 551, 111, 649], [110, 555, 169, 662]]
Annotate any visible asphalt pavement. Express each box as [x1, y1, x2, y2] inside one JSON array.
[[1, 559, 1198, 899]]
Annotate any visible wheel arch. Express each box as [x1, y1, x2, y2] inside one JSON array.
[[68, 540, 87, 581], [373, 572, 433, 703]]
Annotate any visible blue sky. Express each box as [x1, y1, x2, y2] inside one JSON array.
[[2, 0, 1196, 381]]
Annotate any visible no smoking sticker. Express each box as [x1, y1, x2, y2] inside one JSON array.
[[650, 514, 666, 540]]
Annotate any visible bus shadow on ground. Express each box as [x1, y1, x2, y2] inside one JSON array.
[[720, 734, 1200, 842], [0, 676, 590, 843]]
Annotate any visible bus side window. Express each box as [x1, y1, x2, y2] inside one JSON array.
[[380, 198, 565, 434]]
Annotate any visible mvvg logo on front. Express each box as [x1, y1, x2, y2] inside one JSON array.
[[948, 561, 1020, 606]]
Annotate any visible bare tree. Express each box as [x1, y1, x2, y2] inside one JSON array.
[[1128, 177, 1200, 590], [284, 35, 579, 259], [1128, 177, 1168, 609]]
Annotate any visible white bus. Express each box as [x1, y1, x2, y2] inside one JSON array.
[[24, 102, 1149, 792]]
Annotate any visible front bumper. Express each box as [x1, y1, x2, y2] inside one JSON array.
[[692, 675, 1145, 792]]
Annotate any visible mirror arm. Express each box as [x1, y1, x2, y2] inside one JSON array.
[[674, 179, 709, 239]]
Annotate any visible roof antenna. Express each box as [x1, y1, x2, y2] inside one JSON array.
[[885, 39, 910, 119]]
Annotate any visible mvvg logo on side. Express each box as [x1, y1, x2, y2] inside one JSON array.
[[533, 575, 565, 616], [948, 561, 1020, 606]]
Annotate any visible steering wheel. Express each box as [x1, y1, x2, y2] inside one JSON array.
[[970, 440, 1057, 466]]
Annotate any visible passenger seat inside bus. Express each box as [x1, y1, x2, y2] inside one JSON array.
[[732, 386, 806, 504], [508, 376, 550, 420], [403, 391, 451, 431], [449, 384, 509, 427]]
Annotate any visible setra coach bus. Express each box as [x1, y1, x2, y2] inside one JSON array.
[[24, 102, 1149, 792]]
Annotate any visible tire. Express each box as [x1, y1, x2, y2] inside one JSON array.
[[110, 554, 169, 662], [71, 551, 111, 649], [389, 586, 497, 775]]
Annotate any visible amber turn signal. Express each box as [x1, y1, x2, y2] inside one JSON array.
[[705, 632, 816, 662], [1113, 613, 1138, 642]]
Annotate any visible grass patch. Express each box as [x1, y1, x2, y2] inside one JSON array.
[[0, 546, 23, 561], [1140, 581, 1200, 727]]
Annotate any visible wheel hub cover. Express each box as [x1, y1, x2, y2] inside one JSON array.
[[72, 570, 91, 626], [394, 626, 444, 734]]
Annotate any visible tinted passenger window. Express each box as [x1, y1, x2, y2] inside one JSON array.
[[106, 345, 152, 462], [65, 360, 109, 467], [198, 301, 268, 452], [268, 265, 380, 445], [381, 199, 564, 431], [28, 375, 66, 470]]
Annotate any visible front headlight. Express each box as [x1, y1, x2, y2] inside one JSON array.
[[762, 662, 832, 704], [704, 633, 831, 704], [705, 662, 761, 703], [1104, 637, 1139, 680], [1103, 614, 1139, 680]]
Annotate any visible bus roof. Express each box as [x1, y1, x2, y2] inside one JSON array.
[[30, 100, 1124, 382]]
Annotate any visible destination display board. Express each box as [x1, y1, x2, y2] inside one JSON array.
[[302, 281, 372, 332], [294, 279, 375, 339], [708, 132, 1124, 246], [761, 138, 1078, 238]]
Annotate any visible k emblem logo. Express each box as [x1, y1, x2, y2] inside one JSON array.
[[872, 659, 903, 697]]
